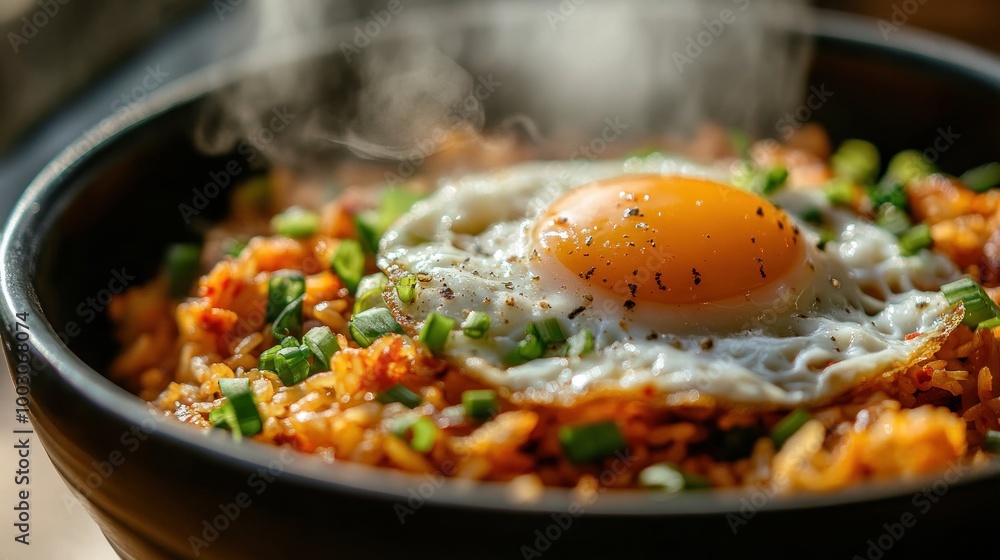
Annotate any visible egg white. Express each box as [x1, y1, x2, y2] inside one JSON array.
[[378, 155, 963, 408]]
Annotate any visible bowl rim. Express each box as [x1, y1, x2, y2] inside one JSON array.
[[4, 6, 1000, 517]]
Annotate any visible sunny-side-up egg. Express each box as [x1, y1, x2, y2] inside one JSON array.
[[377, 155, 964, 408]]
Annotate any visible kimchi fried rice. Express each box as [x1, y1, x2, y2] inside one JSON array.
[[108, 125, 1000, 495]]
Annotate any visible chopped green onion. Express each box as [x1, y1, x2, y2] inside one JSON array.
[[874, 204, 911, 236], [266, 270, 306, 322], [396, 274, 418, 303], [461, 311, 490, 339], [271, 294, 304, 339], [331, 239, 365, 293], [213, 376, 262, 438], [408, 417, 438, 452], [356, 189, 425, 252], [721, 426, 762, 460], [535, 318, 567, 345], [353, 273, 388, 315], [274, 344, 310, 386], [885, 150, 936, 186], [818, 229, 837, 250], [419, 313, 455, 354], [165, 243, 201, 298], [869, 181, 910, 212], [506, 323, 545, 366], [281, 336, 299, 348], [941, 277, 1000, 328], [222, 238, 247, 259], [823, 178, 855, 206], [271, 207, 319, 238], [961, 162, 1000, 193], [218, 377, 250, 395], [831, 139, 880, 184], [563, 329, 595, 358], [303, 326, 339, 370], [729, 129, 751, 160], [258, 344, 281, 372], [899, 222, 933, 256], [979, 317, 1000, 330], [638, 462, 711, 492], [800, 208, 824, 225], [559, 421, 626, 464], [462, 389, 498, 421], [760, 166, 789, 195], [349, 307, 405, 347], [208, 404, 231, 427], [375, 383, 423, 409], [771, 409, 811, 449], [984, 430, 1000, 453]]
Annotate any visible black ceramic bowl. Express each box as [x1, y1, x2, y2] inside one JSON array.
[[4, 6, 1000, 559]]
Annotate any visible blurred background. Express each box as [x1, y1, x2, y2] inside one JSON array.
[[0, 1, 997, 558]]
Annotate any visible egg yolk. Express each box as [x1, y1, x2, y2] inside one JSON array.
[[533, 174, 804, 305]]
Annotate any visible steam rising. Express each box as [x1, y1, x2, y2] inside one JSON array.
[[196, 0, 812, 166]]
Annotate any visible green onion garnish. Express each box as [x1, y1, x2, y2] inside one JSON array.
[[800, 208, 824, 225], [984, 430, 1000, 453], [396, 274, 418, 303], [831, 139, 880, 184], [507, 323, 545, 366], [874, 204, 911, 236], [258, 344, 280, 372], [760, 166, 789, 195], [899, 222, 933, 256], [408, 417, 438, 452], [274, 344, 310, 386], [729, 129, 751, 160], [979, 317, 1000, 330], [165, 243, 201, 298], [941, 277, 1000, 328], [222, 238, 247, 259], [303, 326, 339, 370], [823, 178, 855, 206], [461, 311, 490, 339], [638, 462, 711, 492], [419, 313, 455, 354], [356, 188, 425, 252], [376, 383, 423, 409], [536, 318, 567, 345], [961, 162, 1000, 193], [771, 409, 811, 449], [462, 389, 498, 421], [331, 239, 365, 293], [558, 420, 626, 464], [281, 336, 299, 348], [885, 150, 936, 186], [271, 207, 319, 238], [267, 270, 306, 322], [348, 307, 404, 347], [818, 229, 837, 250], [212, 376, 262, 439], [271, 294, 304, 339], [353, 273, 388, 315], [563, 329, 595, 358], [869, 181, 909, 212]]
